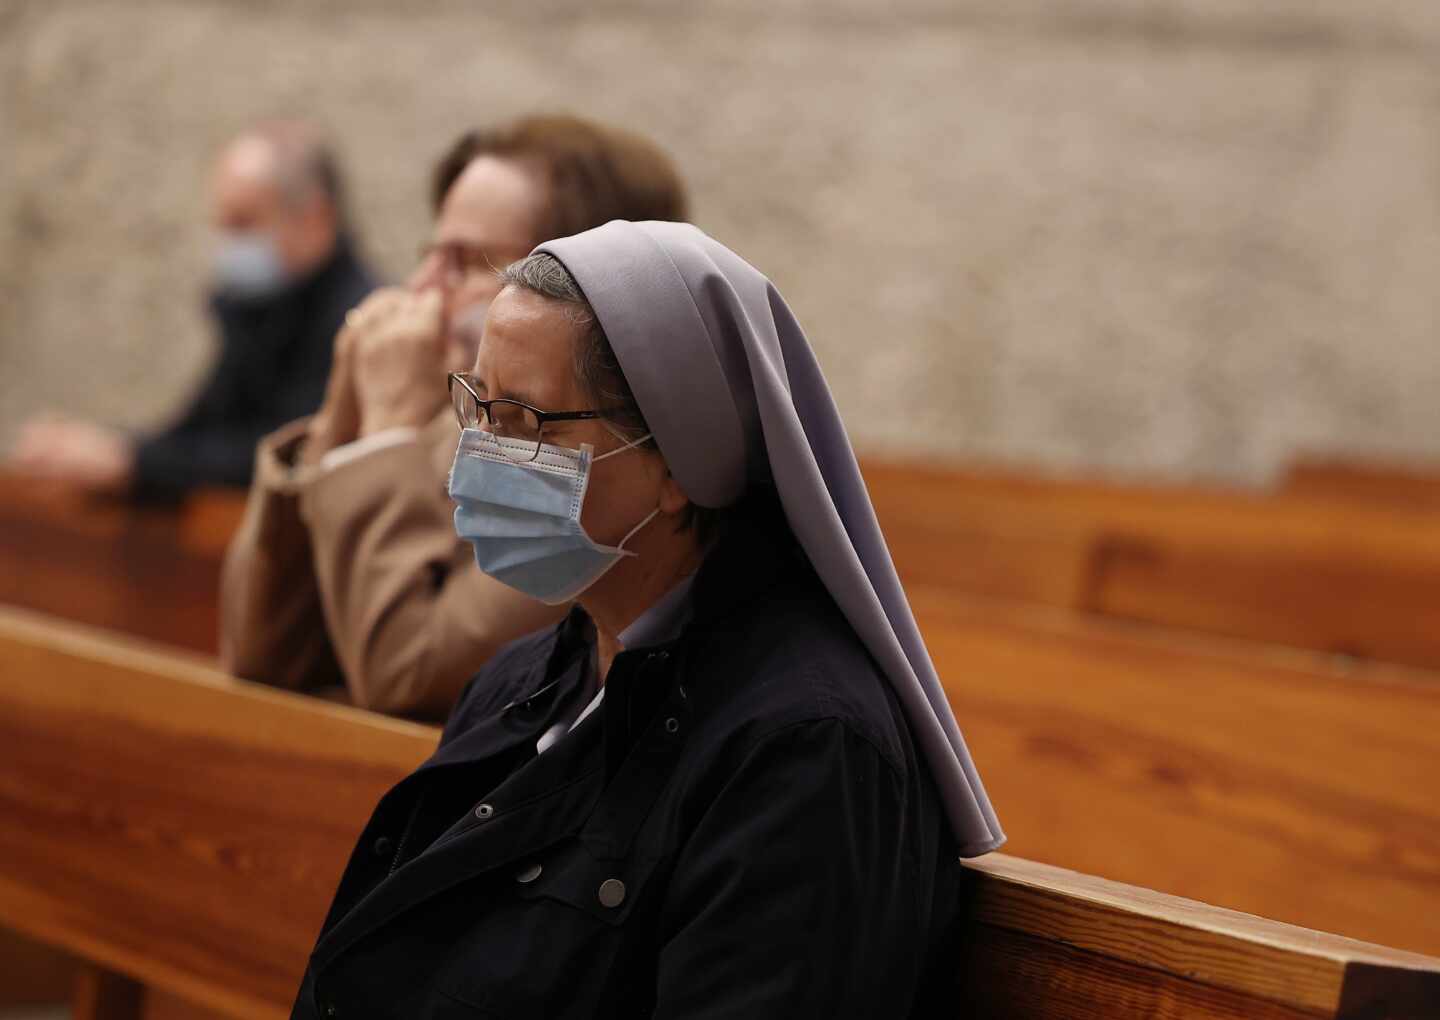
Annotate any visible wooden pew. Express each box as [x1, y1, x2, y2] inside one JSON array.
[[955, 855, 1439, 1019], [0, 479, 246, 1014], [1281, 455, 1440, 510], [1, 608, 1438, 1019], [0, 474, 246, 655], [9, 454, 1439, 669], [911, 587, 1440, 957], [8, 457, 1439, 671], [862, 460, 1440, 670], [5, 459, 1438, 950], [0, 607, 435, 1018]]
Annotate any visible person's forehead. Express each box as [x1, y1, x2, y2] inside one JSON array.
[[475, 288, 585, 404], [212, 142, 284, 216], [214, 137, 279, 191], [435, 155, 545, 252]]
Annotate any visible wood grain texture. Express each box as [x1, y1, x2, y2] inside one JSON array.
[[914, 589, 1440, 956], [0, 475, 245, 655], [959, 856, 1440, 1019], [952, 924, 1322, 1020], [0, 607, 437, 1019], [1, 610, 1437, 1018], [965, 856, 1440, 1010], [862, 460, 1440, 669]]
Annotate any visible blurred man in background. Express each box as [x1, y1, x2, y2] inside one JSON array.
[[220, 114, 688, 719], [8, 120, 375, 498]]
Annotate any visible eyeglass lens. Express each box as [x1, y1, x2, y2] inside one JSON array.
[[453, 387, 545, 462]]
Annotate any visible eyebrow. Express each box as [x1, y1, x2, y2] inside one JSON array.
[[469, 374, 548, 409]]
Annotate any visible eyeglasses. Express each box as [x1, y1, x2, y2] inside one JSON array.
[[447, 372, 615, 462]]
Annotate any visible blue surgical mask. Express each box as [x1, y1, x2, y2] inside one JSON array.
[[213, 231, 289, 299], [449, 427, 658, 605]]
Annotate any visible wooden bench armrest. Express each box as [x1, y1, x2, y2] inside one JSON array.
[[961, 854, 1440, 1017]]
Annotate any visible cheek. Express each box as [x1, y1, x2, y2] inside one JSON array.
[[262, 206, 293, 239], [580, 455, 663, 541], [270, 215, 309, 263]]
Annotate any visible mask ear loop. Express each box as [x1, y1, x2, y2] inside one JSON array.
[[592, 431, 654, 463], [615, 507, 661, 556], [589, 430, 660, 556]]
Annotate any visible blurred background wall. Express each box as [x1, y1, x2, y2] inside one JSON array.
[[2, 0, 1439, 484]]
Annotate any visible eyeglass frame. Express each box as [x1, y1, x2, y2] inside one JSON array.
[[447, 371, 624, 461]]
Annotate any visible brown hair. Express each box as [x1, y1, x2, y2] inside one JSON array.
[[429, 114, 688, 245]]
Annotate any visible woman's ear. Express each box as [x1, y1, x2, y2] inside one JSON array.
[[658, 470, 690, 517]]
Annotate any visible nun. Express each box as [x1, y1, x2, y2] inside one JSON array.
[[290, 222, 1003, 1020]]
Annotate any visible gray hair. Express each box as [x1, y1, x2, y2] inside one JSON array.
[[499, 250, 588, 305], [499, 253, 650, 442]]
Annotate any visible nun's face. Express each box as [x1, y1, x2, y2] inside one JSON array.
[[474, 286, 687, 545]]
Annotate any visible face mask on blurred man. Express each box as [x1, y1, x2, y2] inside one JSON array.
[[213, 231, 290, 300]]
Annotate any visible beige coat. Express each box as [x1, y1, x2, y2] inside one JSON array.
[[218, 412, 566, 720]]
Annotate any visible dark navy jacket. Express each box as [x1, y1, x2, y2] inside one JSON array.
[[292, 506, 962, 1019], [132, 237, 374, 498]]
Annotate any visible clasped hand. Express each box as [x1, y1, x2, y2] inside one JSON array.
[[306, 288, 446, 462], [6, 416, 134, 493]]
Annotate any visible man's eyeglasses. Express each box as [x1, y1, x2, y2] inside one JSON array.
[[447, 372, 615, 462]]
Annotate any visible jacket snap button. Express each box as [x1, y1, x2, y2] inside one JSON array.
[[598, 878, 626, 908], [371, 836, 394, 859], [664, 717, 680, 734], [515, 862, 543, 884], [474, 803, 495, 820]]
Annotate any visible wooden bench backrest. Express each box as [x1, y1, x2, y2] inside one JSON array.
[[1281, 456, 1440, 510], [7, 463, 1440, 670], [0, 476, 245, 655], [862, 460, 1440, 669], [2, 608, 1437, 1018], [0, 607, 436, 1018], [912, 588, 1440, 957]]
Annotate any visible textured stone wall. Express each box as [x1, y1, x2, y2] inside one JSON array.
[[4, 0, 1440, 483]]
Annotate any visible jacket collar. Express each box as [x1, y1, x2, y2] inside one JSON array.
[[423, 610, 593, 773]]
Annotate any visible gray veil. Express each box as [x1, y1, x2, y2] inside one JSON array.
[[539, 221, 1003, 855]]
